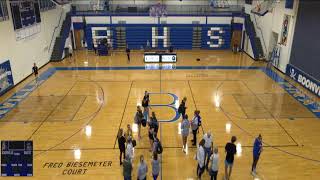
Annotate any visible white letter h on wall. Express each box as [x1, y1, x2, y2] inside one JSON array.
[[152, 27, 169, 48]]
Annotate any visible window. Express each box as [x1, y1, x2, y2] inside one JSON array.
[[0, 0, 9, 21], [39, 0, 56, 11]]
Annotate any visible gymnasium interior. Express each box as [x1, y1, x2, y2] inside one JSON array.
[[0, 0, 319, 179]]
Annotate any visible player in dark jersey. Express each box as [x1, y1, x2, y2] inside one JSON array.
[[117, 129, 126, 165], [32, 63, 39, 84], [32, 63, 38, 77], [126, 46, 131, 62], [225, 136, 237, 180]]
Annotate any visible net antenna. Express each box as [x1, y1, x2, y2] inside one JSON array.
[[149, 3, 167, 17]]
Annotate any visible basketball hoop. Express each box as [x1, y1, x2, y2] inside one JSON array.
[[149, 3, 167, 17]]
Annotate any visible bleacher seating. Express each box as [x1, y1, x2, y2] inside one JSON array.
[[244, 14, 264, 60], [83, 24, 232, 50], [50, 12, 71, 61]]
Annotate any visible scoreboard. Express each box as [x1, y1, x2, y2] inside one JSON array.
[[144, 53, 177, 63], [161, 54, 177, 63], [10, 0, 41, 30], [144, 53, 160, 63], [1, 141, 33, 177]]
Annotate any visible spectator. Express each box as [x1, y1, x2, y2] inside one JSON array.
[[178, 97, 187, 119], [126, 138, 134, 162], [150, 112, 159, 137], [191, 110, 200, 146], [149, 112, 159, 152], [152, 137, 162, 155], [197, 110, 202, 134], [134, 106, 144, 139], [123, 154, 132, 180], [125, 124, 133, 141], [196, 139, 206, 179], [203, 132, 213, 169], [142, 91, 150, 120], [152, 153, 160, 180], [209, 147, 219, 180], [180, 114, 190, 153], [117, 128, 126, 165], [137, 155, 148, 180], [148, 127, 155, 152]]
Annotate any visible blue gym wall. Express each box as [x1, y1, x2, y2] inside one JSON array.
[[289, 1, 320, 81], [72, 15, 243, 50]]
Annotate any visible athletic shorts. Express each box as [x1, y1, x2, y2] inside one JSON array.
[[225, 160, 233, 167]]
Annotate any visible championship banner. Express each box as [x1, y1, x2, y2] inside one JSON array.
[[280, 15, 290, 46], [0, 60, 14, 96], [286, 64, 320, 98]]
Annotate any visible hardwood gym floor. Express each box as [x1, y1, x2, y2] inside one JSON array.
[[0, 50, 319, 179]]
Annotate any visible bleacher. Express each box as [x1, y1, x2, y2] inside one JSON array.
[[69, 0, 241, 52], [50, 12, 72, 61], [244, 14, 264, 60]]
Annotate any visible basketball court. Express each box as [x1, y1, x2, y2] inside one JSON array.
[[0, 50, 319, 179], [1, 0, 320, 179]]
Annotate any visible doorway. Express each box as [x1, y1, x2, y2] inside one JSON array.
[[74, 29, 84, 50], [268, 32, 279, 61]]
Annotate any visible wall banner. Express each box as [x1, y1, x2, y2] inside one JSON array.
[[286, 64, 320, 98], [280, 14, 290, 46], [0, 60, 14, 96]]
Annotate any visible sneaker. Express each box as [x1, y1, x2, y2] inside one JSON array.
[[251, 171, 256, 177]]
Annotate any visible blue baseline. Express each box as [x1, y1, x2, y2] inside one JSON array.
[[55, 66, 260, 71], [0, 68, 56, 119], [261, 68, 320, 118], [71, 12, 243, 17], [0, 66, 319, 120]]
